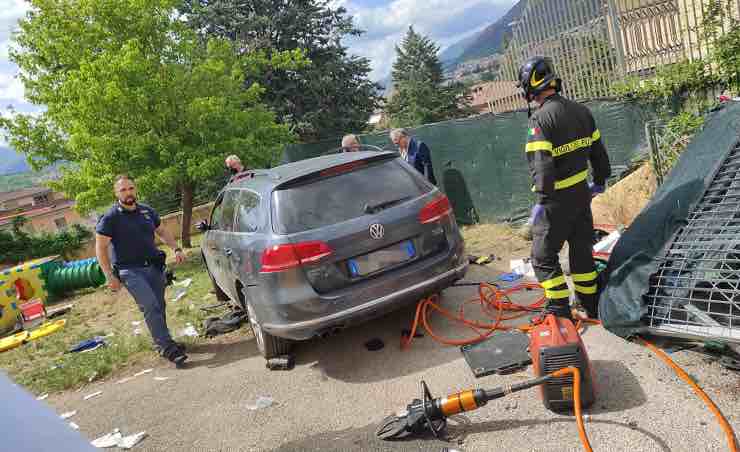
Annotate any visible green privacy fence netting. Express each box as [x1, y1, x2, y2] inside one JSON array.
[[282, 100, 652, 225]]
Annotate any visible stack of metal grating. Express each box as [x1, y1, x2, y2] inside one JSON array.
[[645, 140, 740, 342]]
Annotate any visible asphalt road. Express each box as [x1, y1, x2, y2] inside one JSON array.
[[47, 266, 740, 451]]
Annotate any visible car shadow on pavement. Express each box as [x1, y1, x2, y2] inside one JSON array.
[[588, 359, 648, 414], [292, 299, 468, 384], [271, 417, 670, 452], [183, 337, 260, 369]]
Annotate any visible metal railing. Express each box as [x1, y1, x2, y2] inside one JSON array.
[[490, 0, 740, 113]]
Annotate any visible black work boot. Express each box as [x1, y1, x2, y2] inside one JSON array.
[[163, 345, 188, 369], [544, 300, 574, 321]]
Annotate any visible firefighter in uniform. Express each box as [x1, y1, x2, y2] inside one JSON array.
[[517, 56, 611, 319]]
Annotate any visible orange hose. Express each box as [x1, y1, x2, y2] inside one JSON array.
[[551, 366, 593, 452], [638, 338, 739, 452], [401, 282, 591, 349]]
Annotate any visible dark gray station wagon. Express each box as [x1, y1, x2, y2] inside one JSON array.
[[199, 149, 467, 358]]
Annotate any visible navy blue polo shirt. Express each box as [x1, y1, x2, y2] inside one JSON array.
[[96, 203, 162, 266]]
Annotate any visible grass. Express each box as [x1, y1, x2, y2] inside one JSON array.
[[0, 234, 220, 395]]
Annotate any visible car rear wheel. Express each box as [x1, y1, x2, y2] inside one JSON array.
[[246, 301, 292, 359]]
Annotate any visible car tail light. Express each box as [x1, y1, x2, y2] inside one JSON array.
[[419, 194, 453, 224], [319, 161, 366, 178], [260, 241, 333, 273]]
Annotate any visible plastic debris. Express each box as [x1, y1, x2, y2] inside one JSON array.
[[364, 338, 384, 351], [92, 429, 122, 448], [246, 396, 274, 410], [133, 368, 153, 377], [265, 355, 295, 371], [47, 304, 74, 319], [177, 323, 198, 338], [83, 391, 102, 401], [510, 259, 535, 278], [36, 393, 49, 401], [88, 372, 98, 383], [499, 272, 523, 283], [468, 254, 495, 265], [118, 432, 147, 449], [69, 422, 80, 430], [60, 410, 77, 420], [153, 376, 170, 381], [593, 229, 621, 254], [173, 278, 192, 288], [69, 337, 106, 353], [116, 377, 135, 385], [171, 288, 188, 302]]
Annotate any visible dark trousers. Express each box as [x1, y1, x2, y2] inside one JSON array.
[[119, 266, 176, 354], [531, 200, 598, 316]]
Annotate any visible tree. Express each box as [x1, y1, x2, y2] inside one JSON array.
[[2, 0, 305, 247], [181, 0, 381, 141], [385, 27, 473, 127]]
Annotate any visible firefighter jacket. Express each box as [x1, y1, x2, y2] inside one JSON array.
[[525, 94, 611, 204]]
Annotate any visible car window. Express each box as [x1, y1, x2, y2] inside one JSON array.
[[235, 190, 261, 233], [210, 193, 224, 230], [272, 159, 431, 234], [219, 190, 238, 232]]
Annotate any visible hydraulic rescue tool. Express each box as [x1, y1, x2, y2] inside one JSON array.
[[377, 314, 596, 449]]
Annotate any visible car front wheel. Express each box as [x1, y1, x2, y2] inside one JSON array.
[[246, 301, 292, 359]]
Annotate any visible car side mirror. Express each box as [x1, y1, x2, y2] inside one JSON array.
[[196, 220, 210, 232]]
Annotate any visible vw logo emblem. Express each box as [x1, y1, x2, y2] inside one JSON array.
[[369, 223, 384, 240]]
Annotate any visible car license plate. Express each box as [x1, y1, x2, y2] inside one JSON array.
[[347, 240, 416, 277]]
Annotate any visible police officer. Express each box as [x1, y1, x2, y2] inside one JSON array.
[[95, 175, 188, 367], [517, 56, 611, 319]]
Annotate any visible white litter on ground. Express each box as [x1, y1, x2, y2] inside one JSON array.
[[116, 377, 135, 385], [83, 391, 102, 401], [118, 431, 147, 449], [510, 259, 535, 278], [36, 393, 49, 401], [153, 377, 170, 381], [246, 396, 274, 410], [91, 429, 147, 449], [60, 410, 77, 420], [171, 288, 188, 302], [92, 429, 122, 448], [69, 422, 80, 430], [174, 278, 192, 288], [133, 368, 153, 377], [177, 323, 198, 338]]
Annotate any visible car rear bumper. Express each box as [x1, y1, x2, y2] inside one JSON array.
[[261, 262, 467, 340]]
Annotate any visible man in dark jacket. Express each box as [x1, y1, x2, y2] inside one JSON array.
[[518, 56, 611, 320], [390, 128, 437, 185]]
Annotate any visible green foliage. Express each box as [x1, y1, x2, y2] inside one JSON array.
[[0, 219, 92, 264], [386, 27, 473, 128], [612, 60, 715, 110], [181, 0, 381, 141], [1, 0, 303, 247]]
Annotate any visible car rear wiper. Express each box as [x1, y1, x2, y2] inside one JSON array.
[[364, 196, 412, 214]]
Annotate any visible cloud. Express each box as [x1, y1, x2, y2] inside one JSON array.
[[342, 0, 515, 80]]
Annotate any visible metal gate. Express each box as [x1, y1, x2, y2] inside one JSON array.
[[644, 138, 740, 342]]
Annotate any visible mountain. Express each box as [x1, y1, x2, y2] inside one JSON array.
[[442, 0, 527, 71], [0, 146, 29, 176], [439, 33, 479, 68]]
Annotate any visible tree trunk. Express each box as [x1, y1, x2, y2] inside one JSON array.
[[181, 182, 194, 249]]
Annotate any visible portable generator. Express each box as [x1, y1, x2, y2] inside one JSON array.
[[530, 314, 595, 412]]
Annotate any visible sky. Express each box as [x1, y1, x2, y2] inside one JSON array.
[[0, 0, 516, 125]]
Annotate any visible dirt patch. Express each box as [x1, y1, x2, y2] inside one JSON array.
[[592, 163, 657, 227], [460, 223, 531, 271]]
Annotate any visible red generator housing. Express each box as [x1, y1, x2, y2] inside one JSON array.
[[530, 314, 596, 412]]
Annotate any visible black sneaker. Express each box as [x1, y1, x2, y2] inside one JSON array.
[[164, 346, 188, 369]]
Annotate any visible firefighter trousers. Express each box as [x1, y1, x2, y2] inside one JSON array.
[[531, 201, 599, 317]]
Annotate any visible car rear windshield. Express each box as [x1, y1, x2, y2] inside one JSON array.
[[272, 159, 431, 234]]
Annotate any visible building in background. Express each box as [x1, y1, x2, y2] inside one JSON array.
[[0, 186, 88, 233]]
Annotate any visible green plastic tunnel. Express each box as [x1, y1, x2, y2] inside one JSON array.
[[45, 262, 106, 295]]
